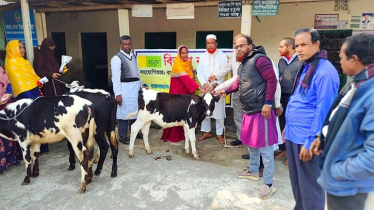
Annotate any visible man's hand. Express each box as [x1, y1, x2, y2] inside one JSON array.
[[281, 129, 285, 143], [310, 137, 323, 155], [0, 93, 12, 105], [219, 90, 226, 98], [261, 105, 271, 119], [299, 146, 313, 162], [208, 75, 217, 83], [52, 73, 61, 79], [198, 87, 208, 94], [115, 95, 122, 106], [275, 107, 283, 116]]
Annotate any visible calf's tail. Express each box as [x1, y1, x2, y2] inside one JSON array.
[[109, 96, 118, 149], [126, 111, 138, 119]]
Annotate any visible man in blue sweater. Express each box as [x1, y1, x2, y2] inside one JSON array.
[[311, 33, 374, 210], [283, 28, 340, 210]]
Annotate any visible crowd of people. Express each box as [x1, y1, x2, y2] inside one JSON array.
[[1, 28, 373, 209]]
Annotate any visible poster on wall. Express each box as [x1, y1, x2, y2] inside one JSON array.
[[132, 5, 153, 17], [360, 13, 374, 29], [166, 3, 194, 19], [350, 15, 362, 28], [252, 0, 279, 16], [2, 9, 38, 46], [314, 14, 339, 29], [218, 1, 242, 18], [134, 49, 234, 105]]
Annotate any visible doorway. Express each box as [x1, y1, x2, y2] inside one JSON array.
[[51, 32, 66, 65], [145, 32, 176, 49], [196, 31, 233, 49], [81, 32, 108, 89]]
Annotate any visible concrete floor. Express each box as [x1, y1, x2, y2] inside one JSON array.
[[0, 127, 373, 210]]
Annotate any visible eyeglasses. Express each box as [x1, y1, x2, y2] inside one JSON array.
[[234, 44, 248, 50]]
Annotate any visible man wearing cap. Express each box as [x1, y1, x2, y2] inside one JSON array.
[[197, 34, 231, 144]]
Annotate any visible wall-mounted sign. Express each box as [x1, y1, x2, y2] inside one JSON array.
[[252, 0, 279, 16], [218, 1, 242, 18], [132, 5, 153, 17], [2, 9, 38, 46], [314, 14, 339, 29], [360, 13, 374, 29], [166, 3, 194, 19]]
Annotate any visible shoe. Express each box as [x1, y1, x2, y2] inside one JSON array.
[[198, 132, 212, 141], [242, 154, 250, 159], [13, 161, 21, 166], [119, 137, 129, 145], [236, 170, 260, 180], [136, 133, 143, 139], [216, 135, 225, 144], [258, 184, 276, 199], [230, 139, 242, 146], [275, 150, 287, 159]]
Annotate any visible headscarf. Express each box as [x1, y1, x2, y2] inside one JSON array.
[[171, 45, 194, 78], [0, 66, 10, 97], [34, 38, 60, 79], [5, 40, 40, 98]]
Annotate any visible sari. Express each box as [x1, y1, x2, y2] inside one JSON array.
[[160, 45, 200, 143]]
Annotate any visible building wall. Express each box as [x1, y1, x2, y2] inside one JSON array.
[[45, 0, 373, 82]]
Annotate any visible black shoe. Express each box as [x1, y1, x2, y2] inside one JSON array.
[[230, 139, 242, 146], [119, 137, 129, 145], [136, 133, 143, 139], [242, 154, 250, 159]]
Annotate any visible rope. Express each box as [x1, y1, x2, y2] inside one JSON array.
[[216, 118, 241, 148], [0, 97, 41, 121]]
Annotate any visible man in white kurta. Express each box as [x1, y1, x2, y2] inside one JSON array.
[[197, 34, 230, 144], [111, 35, 142, 144]]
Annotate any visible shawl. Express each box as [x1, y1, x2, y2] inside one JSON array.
[[0, 67, 10, 97], [34, 38, 60, 79], [319, 63, 374, 168], [171, 45, 194, 78], [5, 40, 40, 97], [296, 50, 327, 94]]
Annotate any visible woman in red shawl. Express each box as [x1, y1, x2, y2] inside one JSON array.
[[34, 38, 63, 96], [160, 45, 207, 143]]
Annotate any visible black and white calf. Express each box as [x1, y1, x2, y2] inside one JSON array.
[[127, 88, 220, 160], [0, 95, 96, 194], [66, 89, 118, 177]]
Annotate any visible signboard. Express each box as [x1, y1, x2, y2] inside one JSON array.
[[132, 5, 153, 17], [252, 0, 279, 16], [314, 14, 339, 29], [218, 1, 242, 18], [2, 9, 38, 46], [134, 49, 234, 105], [360, 13, 374, 29], [166, 3, 194, 19]]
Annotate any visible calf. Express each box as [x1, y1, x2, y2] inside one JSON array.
[[127, 88, 220, 160], [0, 95, 96, 194], [66, 89, 118, 177]]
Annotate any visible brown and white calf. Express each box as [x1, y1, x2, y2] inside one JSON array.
[[0, 95, 96, 194], [127, 88, 220, 160]]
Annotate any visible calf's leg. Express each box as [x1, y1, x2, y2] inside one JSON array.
[[187, 128, 199, 160], [183, 124, 191, 154], [141, 121, 152, 154], [21, 143, 32, 185], [93, 133, 109, 176], [31, 143, 41, 178], [67, 140, 76, 171], [128, 120, 145, 158]]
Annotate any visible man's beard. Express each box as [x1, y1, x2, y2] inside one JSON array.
[[236, 49, 250, 62]]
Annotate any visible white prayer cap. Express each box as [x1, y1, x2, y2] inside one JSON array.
[[206, 34, 217, 40]]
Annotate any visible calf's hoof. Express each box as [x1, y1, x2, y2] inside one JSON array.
[[194, 155, 200, 160], [185, 149, 191, 154], [31, 172, 39, 178], [94, 169, 101, 176], [68, 164, 75, 171], [146, 150, 152, 154], [111, 171, 117, 177], [21, 180, 31, 185], [77, 187, 86, 194], [129, 154, 135, 158]]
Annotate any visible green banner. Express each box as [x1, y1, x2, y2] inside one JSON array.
[[252, 0, 279, 16]]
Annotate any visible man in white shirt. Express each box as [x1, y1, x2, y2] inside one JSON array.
[[111, 35, 143, 144], [197, 34, 231, 144]]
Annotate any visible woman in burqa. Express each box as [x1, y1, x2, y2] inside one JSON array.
[[34, 38, 63, 96]]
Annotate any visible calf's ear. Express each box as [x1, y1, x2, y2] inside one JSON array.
[[213, 95, 220, 102]]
